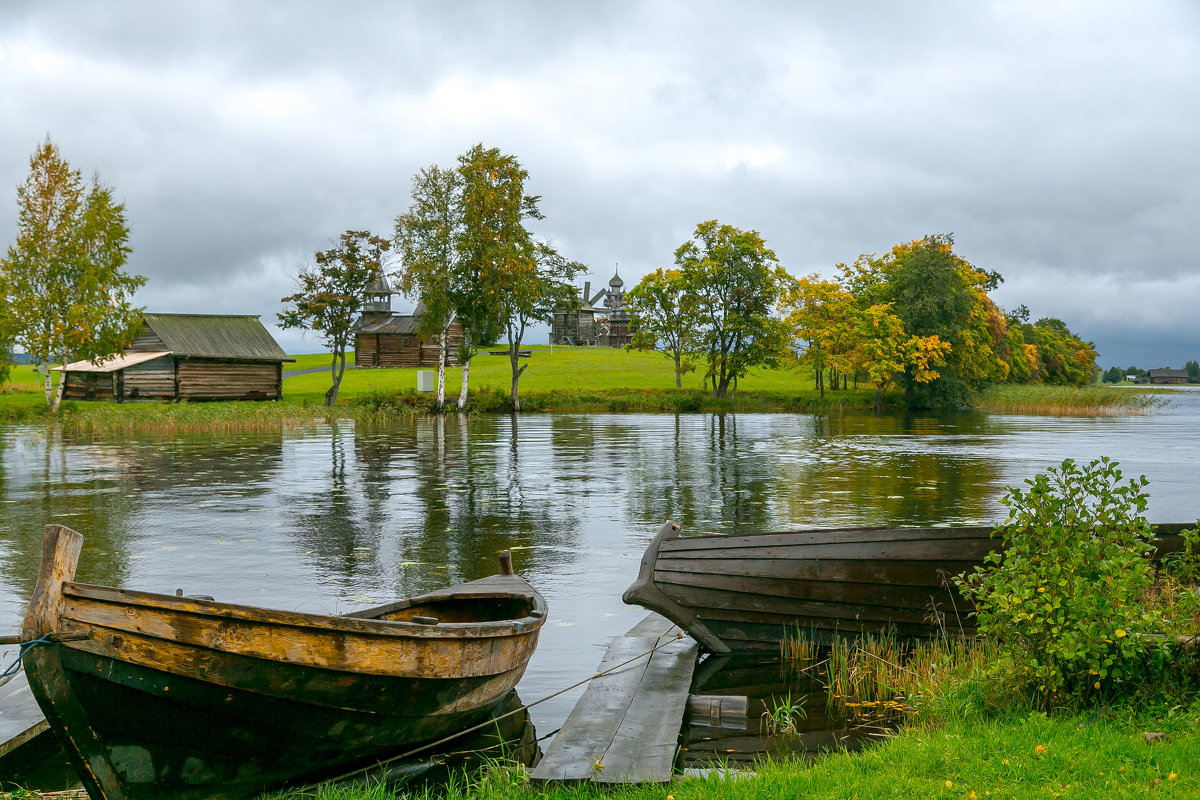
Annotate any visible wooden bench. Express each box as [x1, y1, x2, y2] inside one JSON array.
[[487, 350, 531, 357]]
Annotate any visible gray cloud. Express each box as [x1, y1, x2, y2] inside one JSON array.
[[1, 1, 1197, 367]]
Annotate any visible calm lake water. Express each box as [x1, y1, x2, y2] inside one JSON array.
[[3, 388, 1199, 740]]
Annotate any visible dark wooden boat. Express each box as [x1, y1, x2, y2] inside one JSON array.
[[623, 520, 1191, 653], [17, 524, 547, 800]]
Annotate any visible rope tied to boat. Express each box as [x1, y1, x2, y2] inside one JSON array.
[[0, 633, 56, 679], [296, 628, 687, 794], [0, 629, 94, 679]]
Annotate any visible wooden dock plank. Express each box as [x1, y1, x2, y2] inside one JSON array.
[[0, 667, 51, 759], [531, 613, 699, 785], [593, 636, 697, 784]]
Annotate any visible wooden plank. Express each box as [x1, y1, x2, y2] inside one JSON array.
[[531, 635, 660, 782], [593, 637, 697, 784], [0, 668, 51, 759], [531, 614, 698, 785]]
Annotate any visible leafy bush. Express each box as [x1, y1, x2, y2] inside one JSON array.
[[1164, 525, 1200, 584], [957, 457, 1160, 704]]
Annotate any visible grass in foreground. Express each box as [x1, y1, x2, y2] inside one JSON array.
[[266, 703, 1199, 800]]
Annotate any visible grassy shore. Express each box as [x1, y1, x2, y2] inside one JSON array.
[[265, 702, 1198, 800], [0, 348, 1172, 433]]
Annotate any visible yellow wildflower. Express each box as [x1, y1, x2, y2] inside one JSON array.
[[1035, 745, 1047, 754]]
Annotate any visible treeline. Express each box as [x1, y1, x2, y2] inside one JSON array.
[[627, 231, 1097, 409], [1101, 360, 1200, 384], [279, 144, 583, 412]]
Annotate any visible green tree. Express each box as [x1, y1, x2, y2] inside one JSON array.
[[394, 164, 463, 411], [843, 235, 1007, 407], [278, 230, 391, 406], [496, 241, 583, 410], [451, 144, 533, 410], [0, 136, 145, 411], [1102, 366, 1124, 384], [674, 220, 792, 399], [1185, 359, 1199, 382], [781, 274, 859, 398], [626, 267, 699, 388], [1024, 317, 1098, 386]]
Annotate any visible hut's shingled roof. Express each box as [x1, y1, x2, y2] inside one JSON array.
[[140, 314, 293, 362]]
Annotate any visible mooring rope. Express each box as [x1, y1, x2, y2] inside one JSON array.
[[295, 629, 686, 794], [0, 633, 56, 680]]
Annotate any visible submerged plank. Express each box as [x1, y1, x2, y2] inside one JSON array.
[[531, 614, 699, 785]]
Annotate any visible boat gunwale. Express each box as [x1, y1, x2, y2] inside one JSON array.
[[61, 578, 548, 641]]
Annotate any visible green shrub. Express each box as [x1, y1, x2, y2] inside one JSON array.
[[957, 457, 1160, 704], [1164, 525, 1200, 584]]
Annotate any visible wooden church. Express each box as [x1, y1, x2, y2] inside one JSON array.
[[353, 271, 464, 368]]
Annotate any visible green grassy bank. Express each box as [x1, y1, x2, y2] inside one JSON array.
[[0, 348, 1169, 433], [268, 704, 1198, 800]]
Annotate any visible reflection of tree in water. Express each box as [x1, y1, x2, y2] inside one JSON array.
[[622, 414, 775, 536], [363, 415, 578, 595], [770, 412, 1004, 526], [284, 415, 583, 603], [623, 411, 1005, 533], [0, 428, 140, 619], [285, 422, 383, 592]]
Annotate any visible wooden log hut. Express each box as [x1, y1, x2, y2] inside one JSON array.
[[57, 313, 294, 402]]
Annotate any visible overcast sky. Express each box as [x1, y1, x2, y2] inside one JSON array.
[[2, 1, 1197, 367]]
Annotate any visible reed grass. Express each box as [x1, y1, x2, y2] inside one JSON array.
[[977, 384, 1168, 416], [782, 632, 1014, 727]]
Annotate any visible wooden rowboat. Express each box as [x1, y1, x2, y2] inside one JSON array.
[[17, 524, 547, 800], [623, 520, 1191, 653]]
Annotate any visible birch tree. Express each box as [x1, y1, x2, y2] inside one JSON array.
[[395, 164, 462, 411], [0, 137, 145, 411], [497, 241, 583, 410], [453, 144, 532, 410]]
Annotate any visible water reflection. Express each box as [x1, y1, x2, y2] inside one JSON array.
[[681, 655, 897, 769], [2, 397, 1199, 738]]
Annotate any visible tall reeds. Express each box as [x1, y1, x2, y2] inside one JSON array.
[[976, 385, 1168, 416]]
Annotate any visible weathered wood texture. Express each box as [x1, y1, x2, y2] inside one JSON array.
[[0, 666, 75, 791], [20, 526, 546, 800], [176, 359, 280, 400], [625, 521, 1193, 653], [354, 323, 465, 369], [531, 613, 698, 785], [0, 667, 50, 759]]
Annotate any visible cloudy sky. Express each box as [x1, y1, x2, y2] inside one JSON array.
[[1, 1, 1197, 367]]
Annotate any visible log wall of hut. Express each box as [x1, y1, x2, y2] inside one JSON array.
[[62, 372, 114, 401], [355, 330, 463, 368], [177, 360, 282, 400], [122, 357, 177, 400]]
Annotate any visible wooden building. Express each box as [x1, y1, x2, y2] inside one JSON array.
[[551, 271, 635, 348], [1147, 368, 1189, 385], [353, 274, 463, 368], [58, 313, 293, 402], [551, 281, 603, 346]]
